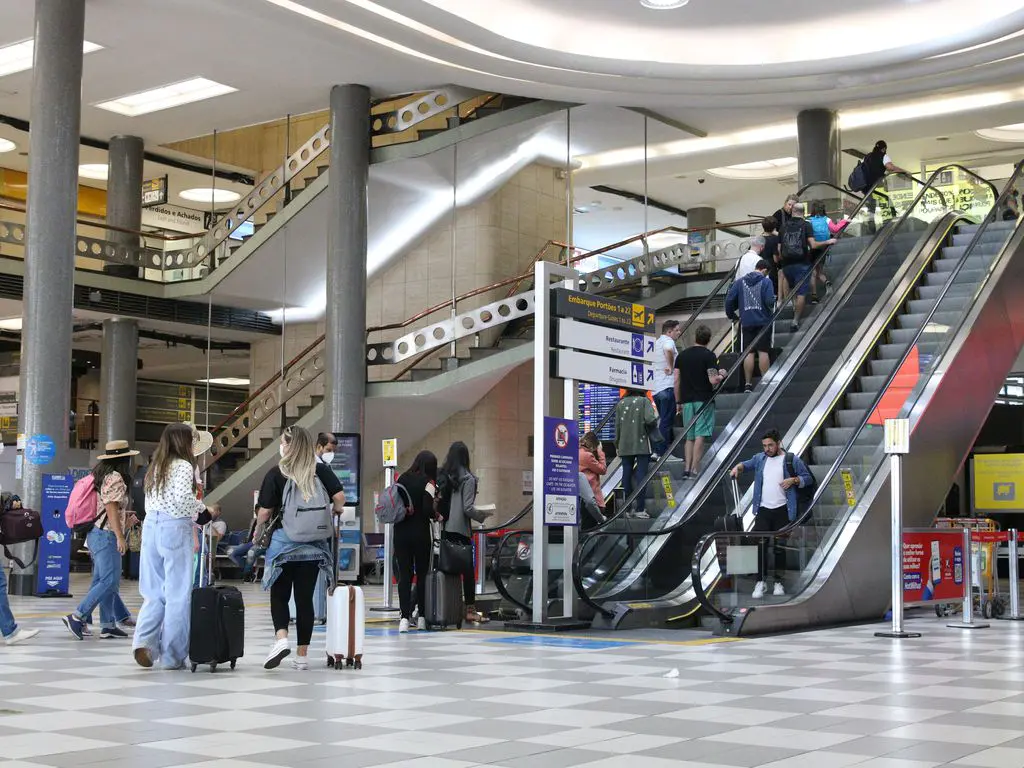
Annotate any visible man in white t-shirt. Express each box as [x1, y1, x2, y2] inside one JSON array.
[[730, 429, 813, 600], [651, 319, 683, 450], [735, 236, 766, 281]]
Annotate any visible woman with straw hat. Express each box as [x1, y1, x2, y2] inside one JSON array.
[[61, 439, 139, 641]]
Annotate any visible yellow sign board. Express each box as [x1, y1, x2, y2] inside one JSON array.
[[660, 475, 675, 507], [973, 453, 1024, 512], [382, 438, 398, 468], [840, 469, 857, 508]]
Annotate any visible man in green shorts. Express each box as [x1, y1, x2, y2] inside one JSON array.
[[674, 325, 726, 479]]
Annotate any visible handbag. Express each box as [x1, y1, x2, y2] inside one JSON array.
[[0, 507, 43, 569], [126, 525, 142, 553], [438, 533, 473, 575]]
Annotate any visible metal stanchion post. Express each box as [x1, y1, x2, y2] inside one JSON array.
[[877, 419, 920, 639], [1006, 529, 1023, 621], [370, 465, 400, 614], [948, 526, 989, 629], [475, 529, 486, 595]]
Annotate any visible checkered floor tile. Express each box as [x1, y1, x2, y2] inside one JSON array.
[[2, 576, 1024, 767]]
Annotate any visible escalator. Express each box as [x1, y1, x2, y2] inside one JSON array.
[[691, 165, 1023, 635], [572, 167, 991, 629]]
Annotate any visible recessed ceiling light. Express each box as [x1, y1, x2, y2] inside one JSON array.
[[0, 318, 22, 331], [0, 39, 102, 78], [197, 377, 250, 386], [975, 123, 1024, 143], [0, 138, 15, 153], [94, 77, 237, 117], [647, 232, 688, 247], [640, 0, 689, 8], [706, 157, 798, 180], [78, 163, 108, 180], [179, 187, 242, 204]]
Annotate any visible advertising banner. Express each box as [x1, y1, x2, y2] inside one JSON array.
[[542, 416, 579, 526], [36, 473, 74, 597], [329, 433, 361, 506], [973, 453, 1024, 513], [902, 529, 964, 604]]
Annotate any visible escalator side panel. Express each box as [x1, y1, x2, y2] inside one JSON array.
[[738, 221, 1024, 635]]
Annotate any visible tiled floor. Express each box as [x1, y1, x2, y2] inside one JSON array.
[[3, 576, 1024, 767]]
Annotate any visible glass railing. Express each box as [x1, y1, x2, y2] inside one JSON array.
[[571, 171, 956, 619], [690, 164, 1012, 624]]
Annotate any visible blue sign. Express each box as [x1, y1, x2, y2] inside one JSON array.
[[486, 636, 635, 650], [25, 434, 57, 466], [36, 473, 74, 597], [542, 416, 579, 526]]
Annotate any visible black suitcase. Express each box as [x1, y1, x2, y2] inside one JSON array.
[[718, 352, 744, 393], [424, 569, 463, 630], [190, 585, 244, 672]]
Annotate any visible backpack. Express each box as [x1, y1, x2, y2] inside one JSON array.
[[781, 219, 807, 263], [848, 158, 870, 193], [435, 471, 457, 522], [375, 482, 412, 525], [0, 507, 43, 569], [809, 215, 831, 243], [130, 465, 147, 520], [65, 474, 99, 533], [281, 477, 334, 542], [784, 452, 816, 521]]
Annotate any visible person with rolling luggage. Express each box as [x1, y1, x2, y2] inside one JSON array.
[[390, 450, 438, 633], [131, 424, 219, 669], [435, 442, 493, 625], [255, 426, 346, 670]]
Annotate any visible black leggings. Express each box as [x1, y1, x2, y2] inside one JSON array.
[[446, 531, 476, 607], [394, 525, 431, 621], [270, 560, 321, 646]]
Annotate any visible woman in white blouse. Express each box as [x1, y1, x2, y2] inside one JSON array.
[[132, 423, 217, 670]]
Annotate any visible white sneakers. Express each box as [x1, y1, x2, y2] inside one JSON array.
[[417, 617, 427, 631], [751, 581, 786, 599], [399, 618, 410, 634], [264, 638, 291, 669], [400, 617, 429, 633], [290, 656, 309, 671], [5, 628, 39, 645]]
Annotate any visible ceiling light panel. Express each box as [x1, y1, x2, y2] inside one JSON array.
[[706, 157, 798, 180], [640, 0, 689, 8], [0, 138, 15, 153], [78, 163, 108, 180], [94, 77, 237, 117], [198, 377, 250, 386], [179, 187, 242, 204], [975, 123, 1024, 142], [0, 39, 102, 78]]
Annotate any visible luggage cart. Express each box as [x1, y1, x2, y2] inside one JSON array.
[[933, 518, 1007, 618]]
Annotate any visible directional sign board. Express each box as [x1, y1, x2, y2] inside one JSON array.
[[555, 318, 654, 361], [553, 288, 655, 335], [555, 349, 654, 390]]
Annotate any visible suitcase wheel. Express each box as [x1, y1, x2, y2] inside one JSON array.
[[230, 659, 237, 670], [210, 663, 218, 673], [326, 654, 334, 668], [345, 657, 354, 668], [190, 663, 198, 673], [456, 621, 463, 630]]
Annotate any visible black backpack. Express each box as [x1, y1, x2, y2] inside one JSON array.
[[781, 219, 807, 263], [784, 452, 816, 520], [435, 471, 457, 522], [848, 158, 870, 193]]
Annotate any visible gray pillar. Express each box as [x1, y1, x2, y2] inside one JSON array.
[[687, 206, 717, 241], [105, 135, 144, 278], [325, 85, 370, 442], [797, 109, 841, 189], [14, 0, 85, 595], [99, 318, 138, 446]]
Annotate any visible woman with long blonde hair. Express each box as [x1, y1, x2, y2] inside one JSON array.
[[255, 426, 346, 670], [132, 424, 217, 669]]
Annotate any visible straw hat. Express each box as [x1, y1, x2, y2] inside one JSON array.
[[185, 423, 214, 457], [96, 439, 140, 460]]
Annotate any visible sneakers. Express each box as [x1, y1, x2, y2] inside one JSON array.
[[790, 322, 799, 333], [5, 628, 39, 645], [743, 384, 753, 393], [99, 626, 130, 639], [290, 656, 309, 671], [773, 582, 786, 597], [81, 623, 93, 637], [133, 647, 154, 668], [399, 618, 410, 634], [263, 638, 291, 669], [630, 510, 651, 519], [119, 617, 136, 628], [751, 581, 767, 600], [61, 614, 84, 641], [417, 617, 427, 631]]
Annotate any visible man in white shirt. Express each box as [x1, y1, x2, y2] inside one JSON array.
[[651, 319, 682, 450], [735, 235, 766, 281]]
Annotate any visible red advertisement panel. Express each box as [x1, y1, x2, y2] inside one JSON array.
[[971, 530, 1009, 544], [902, 529, 965, 603]]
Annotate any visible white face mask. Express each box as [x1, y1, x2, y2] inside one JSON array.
[[321, 451, 335, 465]]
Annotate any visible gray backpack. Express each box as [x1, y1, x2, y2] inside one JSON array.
[[281, 477, 333, 543]]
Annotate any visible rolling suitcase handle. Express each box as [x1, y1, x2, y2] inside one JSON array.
[[198, 523, 213, 589], [729, 477, 741, 510]]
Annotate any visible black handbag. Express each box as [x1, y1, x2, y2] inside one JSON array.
[[438, 533, 473, 575]]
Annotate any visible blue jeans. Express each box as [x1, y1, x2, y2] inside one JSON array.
[[0, 561, 18, 638], [133, 513, 193, 668], [653, 387, 676, 448], [85, 593, 131, 626], [621, 454, 651, 514], [75, 528, 122, 629]]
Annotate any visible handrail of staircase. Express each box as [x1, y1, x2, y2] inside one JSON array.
[[0, 200, 198, 242]]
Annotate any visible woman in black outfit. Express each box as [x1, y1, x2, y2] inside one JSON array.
[[394, 450, 437, 633]]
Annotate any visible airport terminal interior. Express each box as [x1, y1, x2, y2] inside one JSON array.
[[4, 0, 1024, 766]]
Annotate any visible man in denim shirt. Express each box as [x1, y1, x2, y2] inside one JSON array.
[[730, 429, 813, 599]]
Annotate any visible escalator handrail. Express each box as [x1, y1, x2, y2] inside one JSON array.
[[571, 168, 964, 618], [491, 530, 533, 614], [690, 162, 1020, 624]]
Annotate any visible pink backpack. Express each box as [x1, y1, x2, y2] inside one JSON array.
[[65, 475, 99, 531]]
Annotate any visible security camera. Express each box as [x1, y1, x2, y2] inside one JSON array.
[[697, 177, 706, 184]]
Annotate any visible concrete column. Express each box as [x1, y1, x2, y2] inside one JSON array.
[[105, 135, 143, 278], [797, 109, 841, 189], [99, 318, 138, 446], [14, 0, 85, 594], [687, 206, 717, 241], [325, 85, 370, 443]]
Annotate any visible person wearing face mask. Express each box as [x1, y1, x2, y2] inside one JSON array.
[[316, 432, 338, 466]]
